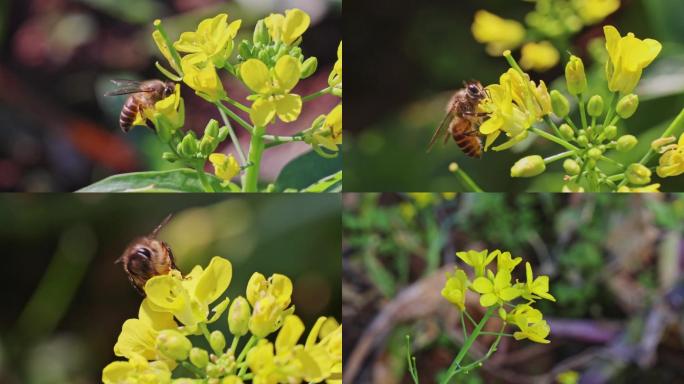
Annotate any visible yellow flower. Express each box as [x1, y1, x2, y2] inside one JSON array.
[[573, 0, 620, 24], [522, 262, 556, 302], [520, 41, 560, 72], [441, 268, 469, 310], [329, 41, 342, 89], [309, 104, 343, 153], [174, 13, 241, 68], [617, 183, 661, 193], [513, 317, 551, 344], [209, 153, 240, 181], [479, 68, 551, 150], [604, 25, 662, 94], [472, 269, 521, 307], [264, 9, 310, 45], [240, 55, 303, 126], [181, 53, 226, 102], [303, 316, 342, 383], [472, 10, 525, 56], [456, 249, 497, 277], [113, 300, 177, 361], [502, 303, 542, 325], [144, 256, 232, 328], [131, 84, 184, 136], [496, 251, 522, 273], [102, 354, 172, 384], [246, 272, 295, 338], [657, 133, 684, 178], [153, 26, 181, 75]]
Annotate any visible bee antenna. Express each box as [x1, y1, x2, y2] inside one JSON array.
[[114, 255, 124, 264], [151, 214, 173, 238]]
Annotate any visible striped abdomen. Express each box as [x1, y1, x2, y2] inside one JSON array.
[[119, 97, 139, 132], [450, 118, 482, 158]]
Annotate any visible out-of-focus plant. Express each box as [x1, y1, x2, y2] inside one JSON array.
[[102, 256, 341, 383], [407, 249, 556, 383], [448, 25, 684, 192], [83, 9, 342, 193], [472, 0, 620, 72]]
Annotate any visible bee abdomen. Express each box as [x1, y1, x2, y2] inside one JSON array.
[[119, 99, 139, 132], [453, 132, 483, 158]]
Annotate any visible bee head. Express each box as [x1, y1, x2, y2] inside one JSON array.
[[162, 81, 175, 98], [465, 81, 486, 101]]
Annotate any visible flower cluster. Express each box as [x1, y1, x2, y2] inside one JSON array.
[[472, 0, 620, 72], [441, 249, 555, 345], [102, 256, 342, 383]]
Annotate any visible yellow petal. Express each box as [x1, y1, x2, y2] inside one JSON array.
[[274, 55, 302, 93], [275, 94, 302, 122], [240, 59, 272, 94], [282, 9, 311, 45], [250, 97, 277, 126], [275, 315, 304, 353], [480, 293, 497, 307], [472, 276, 493, 294], [264, 13, 285, 41], [194, 256, 232, 305]]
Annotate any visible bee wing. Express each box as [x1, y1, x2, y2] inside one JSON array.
[[104, 80, 151, 96], [426, 110, 456, 153]]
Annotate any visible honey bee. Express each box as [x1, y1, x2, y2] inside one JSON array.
[[105, 79, 175, 132], [115, 214, 178, 296], [427, 81, 489, 158]]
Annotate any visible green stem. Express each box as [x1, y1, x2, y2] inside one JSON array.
[[406, 335, 420, 384], [460, 312, 468, 339], [543, 151, 574, 164], [237, 336, 258, 376], [215, 102, 248, 166], [302, 87, 332, 102], [440, 307, 495, 384], [544, 116, 562, 138], [503, 50, 525, 75], [455, 322, 507, 373], [451, 165, 484, 192], [478, 331, 513, 337], [263, 134, 304, 143], [195, 163, 215, 192], [217, 101, 255, 135], [463, 310, 478, 327], [153, 20, 183, 76], [242, 125, 265, 192], [602, 92, 617, 128], [199, 323, 212, 344], [223, 96, 251, 113], [579, 93, 588, 130], [181, 361, 205, 378], [531, 127, 578, 151], [564, 116, 578, 131], [230, 334, 241, 355]]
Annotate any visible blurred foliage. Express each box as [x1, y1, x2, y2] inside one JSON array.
[[0, 194, 340, 383], [344, 0, 684, 191]]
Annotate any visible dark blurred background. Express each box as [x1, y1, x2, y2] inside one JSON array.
[[0, 0, 341, 191], [344, 0, 684, 192], [0, 194, 341, 383]]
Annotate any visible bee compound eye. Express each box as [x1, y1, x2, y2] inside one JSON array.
[[136, 248, 152, 258]]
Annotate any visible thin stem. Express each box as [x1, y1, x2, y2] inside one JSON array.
[[181, 361, 205, 378], [406, 335, 420, 384], [607, 173, 625, 181], [503, 50, 525, 75], [242, 125, 265, 192], [602, 92, 617, 129], [564, 116, 578, 131], [223, 96, 251, 113], [449, 163, 484, 192], [153, 20, 183, 76], [263, 134, 304, 143], [544, 116, 562, 138], [237, 336, 258, 376], [216, 101, 255, 135], [302, 87, 332, 102], [199, 323, 212, 344], [463, 310, 478, 327], [578, 93, 588, 130], [215, 102, 248, 166], [478, 331, 513, 337], [440, 307, 495, 384], [531, 127, 578, 151], [230, 334, 241, 355], [455, 322, 507, 374], [194, 163, 215, 192], [460, 312, 468, 339], [543, 151, 574, 164]]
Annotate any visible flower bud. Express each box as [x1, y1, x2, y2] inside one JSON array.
[[559, 123, 574, 140], [563, 159, 580, 175], [162, 151, 178, 162], [587, 95, 604, 117], [205, 119, 219, 138], [206, 362, 222, 378], [181, 133, 198, 157], [587, 147, 603, 160], [228, 296, 250, 336], [157, 329, 192, 361], [550, 90, 570, 118], [651, 136, 676, 151], [190, 347, 209, 368], [626, 163, 652, 185], [616, 135, 638, 152], [603, 125, 617, 140], [253, 20, 270, 45], [510, 155, 546, 178], [218, 126, 230, 142], [576, 134, 589, 147], [300, 57, 318, 79], [616, 94, 639, 119], [565, 55, 587, 95], [200, 135, 217, 156], [209, 330, 226, 354], [238, 40, 251, 59]]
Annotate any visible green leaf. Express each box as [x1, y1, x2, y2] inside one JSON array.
[[78, 169, 224, 192], [301, 171, 342, 192], [274, 150, 342, 192]]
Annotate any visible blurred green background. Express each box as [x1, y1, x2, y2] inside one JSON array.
[[344, 0, 684, 191], [0, 194, 341, 383], [343, 193, 684, 383]]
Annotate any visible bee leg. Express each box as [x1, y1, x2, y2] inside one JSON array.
[[144, 121, 157, 132]]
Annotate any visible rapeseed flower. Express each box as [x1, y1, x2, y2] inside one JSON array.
[[441, 268, 469, 310], [174, 13, 241, 68], [472, 269, 521, 307], [209, 153, 240, 181], [520, 41, 560, 72], [456, 249, 497, 277], [264, 9, 310, 45], [471, 10, 525, 56], [657, 133, 684, 178], [604, 25, 661, 94]]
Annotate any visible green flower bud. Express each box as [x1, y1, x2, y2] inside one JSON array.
[[300, 57, 318, 79], [616, 135, 638, 152], [604, 125, 617, 140], [331, 87, 342, 97], [200, 135, 216, 156], [587, 95, 604, 117], [563, 159, 581, 175], [587, 147, 603, 160], [205, 119, 219, 137], [559, 123, 574, 140], [253, 20, 269, 45], [206, 362, 222, 378], [576, 134, 589, 147], [181, 132, 198, 157], [209, 330, 226, 354], [626, 163, 652, 185], [228, 296, 250, 336], [565, 55, 587, 95], [510, 155, 546, 178], [218, 126, 230, 142], [257, 50, 270, 63], [190, 347, 209, 369], [616, 94, 639, 119], [156, 329, 192, 361], [550, 90, 570, 118], [162, 151, 178, 162], [238, 40, 251, 60]]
